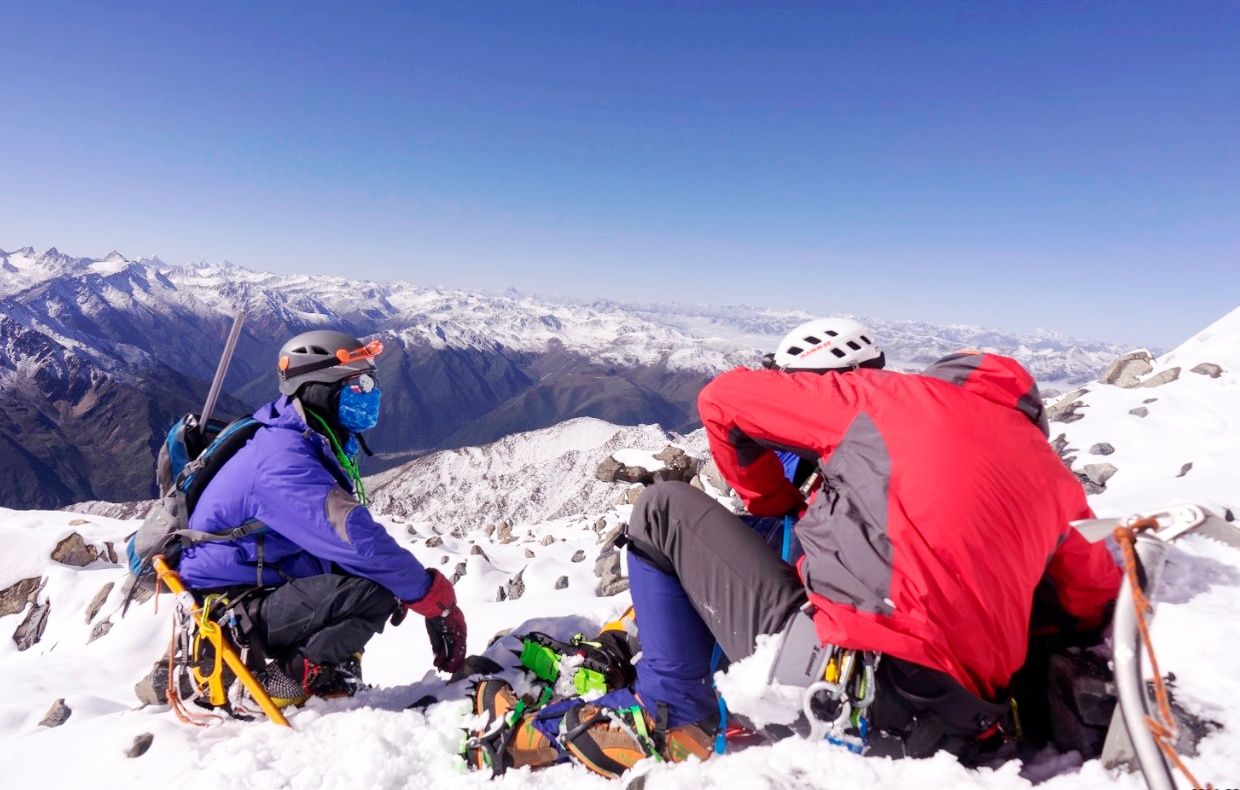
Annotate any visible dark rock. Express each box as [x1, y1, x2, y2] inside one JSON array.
[[571, 550, 587, 563], [51, 532, 99, 567], [425, 536, 443, 548], [506, 569, 526, 601], [1082, 463, 1118, 487], [482, 523, 496, 538], [1129, 407, 1149, 418], [524, 548, 536, 558], [127, 733, 154, 758], [651, 445, 700, 484], [1176, 463, 1192, 478], [39, 699, 72, 728], [0, 577, 41, 618], [601, 574, 629, 597], [439, 554, 449, 564], [13, 599, 51, 650], [450, 562, 468, 584], [470, 544, 489, 560], [1050, 433, 1070, 456], [540, 534, 556, 546], [85, 581, 114, 624], [1048, 399, 1088, 424], [594, 549, 617, 577], [555, 576, 569, 590], [1190, 362, 1223, 378], [592, 518, 608, 535], [595, 456, 626, 483], [103, 542, 118, 564], [599, 552, 626, 597], [1143, 398, 1158, 404], [1088, 443, 1115, 456], [495, 586, 507, 602]]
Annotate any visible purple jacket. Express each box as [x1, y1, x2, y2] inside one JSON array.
[[177, 396, 431, 602]]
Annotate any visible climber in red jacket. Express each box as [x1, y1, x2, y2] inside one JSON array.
[[619, 317, 1122, 763]]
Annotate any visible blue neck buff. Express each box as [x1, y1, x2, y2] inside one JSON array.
[[337, 386, 381, 433]]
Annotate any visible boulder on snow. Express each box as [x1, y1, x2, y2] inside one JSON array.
[[450, 562, 467, 584], [425, 535, 443, 548], [13, 599, 51, 651], [1102, 351, 1154, 388], [1191, 362, 1223, 378], [0, 576, 41, 618], [39, 699, 72, 728], [1089, 443, 1115, 456], [50, 532, 100, 567], [1082, 463, 1118, 487], [555, 576, 569, 590], [89, 619, 113, 644], [1129, 407, 1150, 418], [1138, 367, 1180, 388], [127, 733, 154, 758], [506, 568, 525, 601], [85, 581, 114, 624], [1048, 398, 1088, 424], [1177, 463, 1193, 478], [571, 550, 587, 563], [596, 446, 700, 486]]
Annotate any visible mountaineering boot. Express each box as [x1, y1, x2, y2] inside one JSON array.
[[557, 698, 716, 778], [464, 678, 559, 774], [560, 701, 660, 778], [662, 718, 716, 763], [303, 652, 367, 699], [254, 661, 310, 709]]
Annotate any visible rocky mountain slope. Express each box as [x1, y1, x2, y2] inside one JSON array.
[[2, 245, 1140, 509]]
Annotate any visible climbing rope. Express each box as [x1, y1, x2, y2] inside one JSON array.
[[1113, 520, 1211, 790]]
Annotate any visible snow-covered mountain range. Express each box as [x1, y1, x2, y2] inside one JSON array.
[[1, 245, 1145, 510], [0, 305, 1237, 789]]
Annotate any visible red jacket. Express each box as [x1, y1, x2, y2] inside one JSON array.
[[698, 352, 1121, 700]]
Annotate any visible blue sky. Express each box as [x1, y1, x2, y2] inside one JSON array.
[[1, 1, 1236, 348]]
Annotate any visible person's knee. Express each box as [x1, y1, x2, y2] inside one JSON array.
[[629, 481, 696, 545]]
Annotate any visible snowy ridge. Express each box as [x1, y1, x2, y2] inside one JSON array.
[[367, 417, 707, 535], [3, 246, 1139, 384]]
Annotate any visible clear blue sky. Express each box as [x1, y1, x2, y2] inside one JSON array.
[[2, 1, 1236, 348]]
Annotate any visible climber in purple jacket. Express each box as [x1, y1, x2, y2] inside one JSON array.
[[153, 329, 467, 707]]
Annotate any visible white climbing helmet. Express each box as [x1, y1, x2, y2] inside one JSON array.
[[771, 317, 885, 372]]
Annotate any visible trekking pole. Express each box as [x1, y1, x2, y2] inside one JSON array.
[[199, 309, 248, 440], [151, 554, 291, 727]]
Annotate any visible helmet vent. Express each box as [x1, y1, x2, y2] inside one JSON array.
[[787, 345, 804, 356], [830, 348, 847, 358], [804, 335, 821, 345], [846, 340, 861, 351], [860, 335, 872, 345], [824, 330, 839, 337]]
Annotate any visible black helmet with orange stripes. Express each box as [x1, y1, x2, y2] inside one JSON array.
[[277, 330, 383, 396]]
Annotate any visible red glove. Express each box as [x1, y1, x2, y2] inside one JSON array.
[[406, 569, 468, 674]]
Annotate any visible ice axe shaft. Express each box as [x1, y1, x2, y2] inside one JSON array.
[[199, 310, 247, 439]]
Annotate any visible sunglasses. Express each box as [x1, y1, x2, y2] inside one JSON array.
[[343, 372, 378, 394]]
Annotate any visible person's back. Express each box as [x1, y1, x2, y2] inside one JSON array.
[[787, 354, 1115, 698]]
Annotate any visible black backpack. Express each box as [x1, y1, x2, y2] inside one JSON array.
[[125, 413, 265, 591]]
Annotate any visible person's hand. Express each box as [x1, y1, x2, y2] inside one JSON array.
[[405, 569, 468, 673]]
